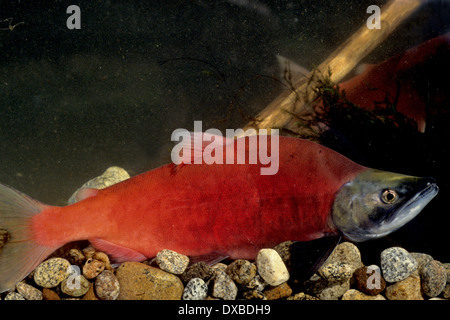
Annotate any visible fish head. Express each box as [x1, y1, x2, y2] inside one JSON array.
[[331, 168, 439, 242]]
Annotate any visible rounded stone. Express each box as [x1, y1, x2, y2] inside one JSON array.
[[95, 270, 120, 300], [211, 271, 238, 300], [318, 263, 354, 281], [66, 248, 86, 266], [410, 252, 433, 271], [61, 274, 90, 297], [420, 260, 447, 297], [385, 274, 423, 300], [4, 292, 25, 300], [380, 247, 418, 282], [226, 259, 257, 286], [323, 242, 362, 272], [264, 282, 293, 300], [256, 249, 289, 286], [316, 279, 350, 300], [83, 258, 105, 279], [353, 265, 386, 295], [342, 289, 386, 300], [442, 284, 450, 299], [16, 281, 43, 300], [42, 288, 61, 300], [180, 262, 214, 283], [182, 278, 208, 300], [115, 262, 184, 300], [156, 249, 190, 275], [93, 251, 113, 271], [245, 274, 267, 291], [68, 166, 130, 204], [443, 263, 450, 283], [33, 258, 71, 288]]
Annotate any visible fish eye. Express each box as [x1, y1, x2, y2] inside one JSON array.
[[381, 189, 398, 204]]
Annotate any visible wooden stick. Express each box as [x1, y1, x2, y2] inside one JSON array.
[[244, 0, 423, 133]]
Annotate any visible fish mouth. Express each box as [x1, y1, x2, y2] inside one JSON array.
[[368, 178, 439, 240]]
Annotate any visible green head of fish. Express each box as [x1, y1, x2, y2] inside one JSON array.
[[332, 168, 439, 242]]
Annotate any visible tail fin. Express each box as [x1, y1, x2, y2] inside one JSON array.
[[0, 183, 55, 293]]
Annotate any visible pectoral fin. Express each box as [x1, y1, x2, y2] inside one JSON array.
[[288, 234, 342, 288]]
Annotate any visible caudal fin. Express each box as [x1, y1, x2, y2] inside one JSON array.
[[0, 183, 55, 293]]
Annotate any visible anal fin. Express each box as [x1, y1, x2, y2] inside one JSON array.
[[89, 238, 147, 263]]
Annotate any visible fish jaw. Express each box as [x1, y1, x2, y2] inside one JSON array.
[[331, 168, 439, 242]]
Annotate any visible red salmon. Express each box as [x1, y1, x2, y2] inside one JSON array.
[[0, 135, 438, 292], [337, 32, 450, 132]]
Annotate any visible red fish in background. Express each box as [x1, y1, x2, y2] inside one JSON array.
[[279, 32, 450, 132], [337, 32, 450, 132], [0, 134, 439, 292]]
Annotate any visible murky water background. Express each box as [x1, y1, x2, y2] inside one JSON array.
[[0, 1, 449, 261]]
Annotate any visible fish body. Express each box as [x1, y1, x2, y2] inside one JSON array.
[[32, 136, 364, 259], [0, 135, 438, 292]]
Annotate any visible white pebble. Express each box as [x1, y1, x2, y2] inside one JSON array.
[[182, 278, 208, 300], [256, 248, 289, 286]]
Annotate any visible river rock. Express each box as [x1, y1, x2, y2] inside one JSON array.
[[381, 247, 418, 282], [211, 271, 238, 300], [93, 251, 113, 271], [342, 289, 386, 300], [321, 242, 362, 273], [242, 289, 265, 300], [61, 274, 90, 297], [318, 262, 354, 281], [180, 262, 214, 283], [410, 252, 433, 271], [287, 292, 319, 300], [115, 262, 183, 300], [385, 274, 423, 300], [442, 284, 450, 299], [264, 282, 292, 300], [156, 249, 189, 275], [42, 288, 61, 300], [83, 258, 105, 279], [16, 281, 43, 300], [273, 241, 295, 270], [34, 258, 71, 288], [245, 274, 267, 291], [95, 270, 120, 300], [353, 265, 386, 295], [4, 292, 25, 300], [420, 260, 447, 297], [82, 283, 99, 300], [182, 278, 208, 300], [66, 248, 86, 266], [316, 278, 350, 300], [256, 249, 289, 286], [443, 263, 450, 283], [68, 166, 130, 204], [226, 259, 257, 286]]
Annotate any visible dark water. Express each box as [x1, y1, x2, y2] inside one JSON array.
[[0, 1, 449, 261]]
